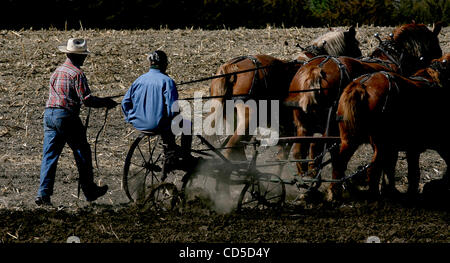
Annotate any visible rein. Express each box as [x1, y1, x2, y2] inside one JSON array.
[[94, 108, 109, 171], [176, 59, 304, 86], [89, 51, 329, 172], [83, 106, 109, 182]]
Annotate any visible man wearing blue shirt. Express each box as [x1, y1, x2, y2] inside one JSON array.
[[122, 50, 193, 170]]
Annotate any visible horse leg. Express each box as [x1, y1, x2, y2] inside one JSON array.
[[292, 109, 310, 173], [420, 148, 450, 204], [405, 150, 420, 198], [366, 144, 385, 200], [435, 149, 450, 187], [425, 148, 450, 194], [328, 139, 359, 201], [381, 149, 401, 198], [223, 103, 251, 161]]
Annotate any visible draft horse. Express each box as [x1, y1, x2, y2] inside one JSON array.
[[331, 54, 450, 200], [209, 27, 362, 160], [284, 22, 443, 174]]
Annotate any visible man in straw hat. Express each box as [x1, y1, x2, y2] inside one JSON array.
[[35, 38, 118, 206]]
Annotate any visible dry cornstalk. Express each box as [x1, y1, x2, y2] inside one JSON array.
[[6, 232, 18, 239]]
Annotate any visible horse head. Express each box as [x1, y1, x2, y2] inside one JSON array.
[[429, 53, 450, 87], [392, 22, 443, 75], [369, 33, 404, 72], [341, 26, 362, 58], [314, 26, 361, 58], [295, 26, 362, 60]]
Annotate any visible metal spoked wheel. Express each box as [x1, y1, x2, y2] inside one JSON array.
[[237, 173, 286, 212], [145, 183, 181, 211], [123, 133, 165, 203]]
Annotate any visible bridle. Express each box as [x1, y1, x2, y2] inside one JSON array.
[[361, 33, 404, 74], [299, 41, 328, 58]]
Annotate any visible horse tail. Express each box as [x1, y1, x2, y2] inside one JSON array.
[[338, 81, 368, 136], [297, 66, 323, 112], [210, 65, 228, 99], [207, 63, 236, 135]]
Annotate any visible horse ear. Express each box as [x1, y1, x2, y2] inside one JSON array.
[[348, 26, 356, 37], [433, 21, 443, 36]]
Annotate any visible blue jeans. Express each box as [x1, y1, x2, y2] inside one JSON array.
[[37, 108, 96, 198]]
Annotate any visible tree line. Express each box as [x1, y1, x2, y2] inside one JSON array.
[[2, 0, 448, 30]]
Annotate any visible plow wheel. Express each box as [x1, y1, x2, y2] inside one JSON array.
[[145, 183, 181, 211], [123, 133, 166, 203], [237, 173, 285, 212]]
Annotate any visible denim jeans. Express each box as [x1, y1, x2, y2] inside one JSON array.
[[37, 108, 96, 198]]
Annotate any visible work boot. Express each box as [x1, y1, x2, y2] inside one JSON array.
[[85, 185, 108, 202], [180, 154, 203, 171], [163, 150, 178, 174], [35, 196, 52, 206]]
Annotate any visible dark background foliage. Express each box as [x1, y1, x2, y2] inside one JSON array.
[[1, 0, 449, 29]]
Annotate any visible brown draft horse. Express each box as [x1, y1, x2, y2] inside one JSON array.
[[284, 22, 443, 174], [331, 54, 450, 200], [209, 27, 362, 160]]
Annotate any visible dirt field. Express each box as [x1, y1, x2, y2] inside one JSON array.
[[0, 26, 449, 244]]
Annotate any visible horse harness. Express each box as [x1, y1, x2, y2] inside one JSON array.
[[314, 55, 351, 97], [354, 70, 442, 115], [225, 55, 269, 101], [302, 44, 328, 58], [360, 39, 403, 74], [227, 43, 329, 101], [301, 55, 351, 135]]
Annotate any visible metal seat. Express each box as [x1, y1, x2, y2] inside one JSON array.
[[139, 130, 159, 136]]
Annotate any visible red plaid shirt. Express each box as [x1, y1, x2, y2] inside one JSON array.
[[45, 58, 91, 113]]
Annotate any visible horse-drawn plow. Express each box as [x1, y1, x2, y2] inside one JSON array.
[[0, 25, 448, 243], [121, 23, 449, 213], [122, 130, 342, 212]]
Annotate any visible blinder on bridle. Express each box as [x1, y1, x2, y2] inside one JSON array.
[[374, 33, 404, 70], [297, 40, 328, 57], [430, 59, 449, 86]]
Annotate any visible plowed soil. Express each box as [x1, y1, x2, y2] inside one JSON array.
[[0, 26, 448, 244]]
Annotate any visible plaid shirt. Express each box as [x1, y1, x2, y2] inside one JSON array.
[[45, 58, 91, 114]]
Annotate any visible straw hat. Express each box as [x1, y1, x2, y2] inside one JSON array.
[[58, 38, 90, 55]]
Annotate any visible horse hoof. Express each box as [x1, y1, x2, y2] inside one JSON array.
[[423, 180, 449, 206], [381, 187, 402, 200], [302, 189, 324, 204], [326, 187, 343, 202]]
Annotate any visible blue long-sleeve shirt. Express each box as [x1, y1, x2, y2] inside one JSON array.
[[121, 68, 179, 131]]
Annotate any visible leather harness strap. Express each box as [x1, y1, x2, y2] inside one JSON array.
[[379, 71, 400, 112], [360, 57, 396, 72], [355, 71, 400, 113], [247, 56, 268, 98], [228, 55, 268, 101]]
